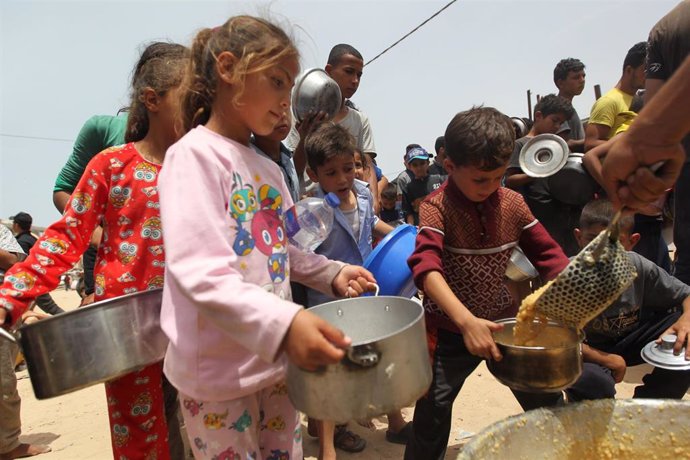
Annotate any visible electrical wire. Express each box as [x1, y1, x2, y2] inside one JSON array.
[[365, 0, 458, 67], [1, 133, 74, 143]]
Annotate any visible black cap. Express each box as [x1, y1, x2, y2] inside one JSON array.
[[10, 212, 32, 227]]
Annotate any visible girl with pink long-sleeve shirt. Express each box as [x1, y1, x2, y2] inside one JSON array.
[[158, 16, 375, 460]]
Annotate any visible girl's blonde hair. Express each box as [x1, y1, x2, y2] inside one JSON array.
[[181, 16, 299, 133]]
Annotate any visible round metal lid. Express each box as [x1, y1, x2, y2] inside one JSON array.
[[641, 334, 690, 370], [518, 134, 569, 178]]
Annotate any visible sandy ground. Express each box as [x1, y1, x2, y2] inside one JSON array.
[[12, 289, 688, 460]]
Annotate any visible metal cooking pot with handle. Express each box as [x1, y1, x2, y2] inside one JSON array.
[[458, 399, 690, 459], [547, 153, 600, 206], [0, 289, 167, 399], [287, 295, 431, 422]]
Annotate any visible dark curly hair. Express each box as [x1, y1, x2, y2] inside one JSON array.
[[553, 58, 585, 86], [534, 94, 574, 119], [444, 106, 514, 171]]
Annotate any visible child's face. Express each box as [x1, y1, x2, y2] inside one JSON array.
[[158, 85, 185, 144], [408, 159, 430, 179], [381, 197, 396, 210], [446, 161, 506, 202], [326, 54, 364, 100], [533, 112, 568, 135], [228, 54, 299, 137], [557, 69, 586, 96], [263, 110, 292, 143], [310, 154, 356, 203], [353, 151, 366, 181], [575, 224, 639, 251]]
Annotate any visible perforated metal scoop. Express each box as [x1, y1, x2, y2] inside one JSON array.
[[534, 212, 637, 329]]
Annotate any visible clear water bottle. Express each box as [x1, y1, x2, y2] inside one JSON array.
[[285, 193, 340, 251]]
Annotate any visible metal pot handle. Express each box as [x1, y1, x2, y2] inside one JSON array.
[[345, 343, 381, 368], [0, 327, 18, 344], [345, 283, 380, 298]]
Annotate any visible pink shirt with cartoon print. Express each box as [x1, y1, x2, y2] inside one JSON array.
[[158, 126, 344, 402]]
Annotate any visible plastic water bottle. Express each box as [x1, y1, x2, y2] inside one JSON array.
[[285, 193, 340, 251]]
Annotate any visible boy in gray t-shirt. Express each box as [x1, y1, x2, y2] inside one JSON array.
[[565, 199, 690, 401]]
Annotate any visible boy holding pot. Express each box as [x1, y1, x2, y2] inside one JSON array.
[[405, 107, 570, 460]]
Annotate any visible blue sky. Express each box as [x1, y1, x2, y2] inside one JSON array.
[[0, 0, 677, 226]]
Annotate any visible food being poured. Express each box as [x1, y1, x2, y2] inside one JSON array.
[[514, 213, 637, 345]]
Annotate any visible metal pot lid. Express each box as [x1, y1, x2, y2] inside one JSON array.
[[519, 133, 569, 178], [641, 334, 690, 370]]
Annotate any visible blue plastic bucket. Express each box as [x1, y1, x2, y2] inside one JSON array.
[[364, 224, 417, 297]]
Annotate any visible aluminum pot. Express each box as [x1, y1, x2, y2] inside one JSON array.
[[505, 247, 538, 282], [458, 399, 690, 459], [0, 289, 167, 399], [547, 153, 600, 206], [487, 318, 583, 393], [519, 134, 569, 178], [287, 295, 431, 422], [291, 68, 342, 123]]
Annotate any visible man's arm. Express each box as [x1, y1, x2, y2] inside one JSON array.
[[584, 123, 611, 152]]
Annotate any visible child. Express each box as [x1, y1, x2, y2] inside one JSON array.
[[404, 107, 570, 460], [353, 147, 369, 183], [156, 17, 375, 460], [289, 44, 379, 201], [0, 44, 190, 459], [304, 122, 409, 457], [428, 136, 448, 177], [504, 94, 582, 256], [252, 110, 301, 203], [401, 146, 444, 225], [565, 198, 690, 401], [380, 183, 403, 225]]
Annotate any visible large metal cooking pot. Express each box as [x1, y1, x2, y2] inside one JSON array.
[[291, 68, 342, 123], [458, 399, 690, 459], [0, 289, 167, 399], [487, 318, 583, 393], [287, 295, 431, 422], [547, 153, 600, 206]]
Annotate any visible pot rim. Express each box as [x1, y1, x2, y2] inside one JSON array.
[[493, 317, 585, 350], [306, 295, 425, 347], [15, 288, 162, 337]]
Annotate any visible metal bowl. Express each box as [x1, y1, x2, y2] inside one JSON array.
[[547, 153, 601, 206], [505, 247, 539, 282], [458, 399, 690, 459], [291, 68, 342, 123], [519, 133, 569, 178], [511, 117, 530, 138], [487, 318, 583, 393]]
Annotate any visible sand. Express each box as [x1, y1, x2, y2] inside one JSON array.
[[12, 289, 688, 459]]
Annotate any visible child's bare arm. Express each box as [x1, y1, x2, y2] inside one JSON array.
[[373, 220, 394, 239], [658, 295, 690, 359], [504, 168, 533, 189], [422, 271, 503, 361], [582, 344, 626, 383]]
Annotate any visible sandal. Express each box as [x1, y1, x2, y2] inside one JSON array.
[[385, 422, 413, 445], [333, 425, 367, 453]]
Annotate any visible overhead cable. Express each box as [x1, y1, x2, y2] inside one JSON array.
[[365, 0, 459, 67]]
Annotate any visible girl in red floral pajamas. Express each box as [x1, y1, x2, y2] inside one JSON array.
[[0, 44, 189, 459]]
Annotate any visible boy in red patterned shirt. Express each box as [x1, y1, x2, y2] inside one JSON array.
[[404, 107, 570, 460]]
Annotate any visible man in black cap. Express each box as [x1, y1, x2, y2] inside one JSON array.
[[10, 213, 64, 315]]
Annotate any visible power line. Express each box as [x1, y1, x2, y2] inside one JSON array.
[[365, 0, 459, 67], [1, 133, 75, 143]]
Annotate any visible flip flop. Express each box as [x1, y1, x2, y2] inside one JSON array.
[[385, 422, 413, 445]]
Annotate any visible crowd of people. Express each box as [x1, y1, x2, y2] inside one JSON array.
[[1, 2, 689, 459]]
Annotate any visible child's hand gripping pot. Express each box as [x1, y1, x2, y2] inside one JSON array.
[[284, 265, 376, 371]]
